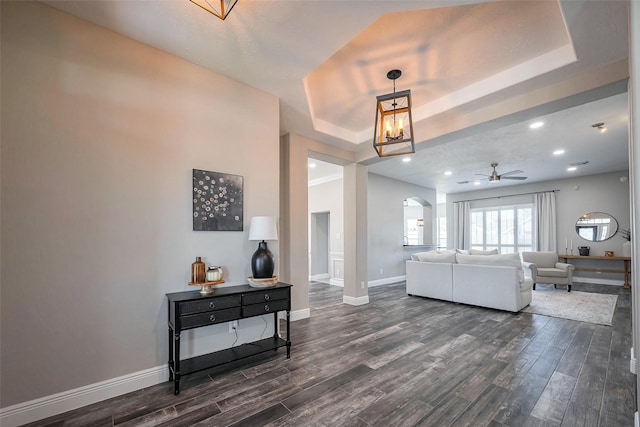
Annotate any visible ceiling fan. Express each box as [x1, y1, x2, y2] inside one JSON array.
[[477, 162, 527, 182], [457, 162, 528, 184]]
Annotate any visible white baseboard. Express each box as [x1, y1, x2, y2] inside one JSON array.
[[309, 273, 329, 281], [368, 275, 406, 287], [290, 308, 310, 321], [0, 365, 168, 427], [573, 276, 624, 286], [631, 347, 637, 375], [343, 295, 369, 306], [329, 278, 344, 287]]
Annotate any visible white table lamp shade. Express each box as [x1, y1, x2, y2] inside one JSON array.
[[249, 216, 278, 241]]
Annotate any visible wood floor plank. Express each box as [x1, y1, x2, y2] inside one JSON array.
[[492, 372, 549, 426], [530, 371, 578, 424], [560, 401, 600, 427], [281, 364, 373, 412], [450, 383, 511, 427], [555, 325, 596, 378]]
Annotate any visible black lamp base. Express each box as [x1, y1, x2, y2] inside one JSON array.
[[251, 241, 274, 279]]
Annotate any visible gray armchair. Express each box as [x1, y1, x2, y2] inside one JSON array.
[[522, 251, 575, 292]]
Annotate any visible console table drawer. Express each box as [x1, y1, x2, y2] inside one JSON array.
[[242, 288, 289, 305], [181, 307, 241, 329], [179, 296, 241, 315], [243, 299, 289, 317]]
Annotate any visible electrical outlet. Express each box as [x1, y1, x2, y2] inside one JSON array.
[[229, 320, 238, 333], [361, 281, 365, 289], [379, 268, 384, 275]]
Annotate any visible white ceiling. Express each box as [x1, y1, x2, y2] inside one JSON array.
[[41, 0, 630, 194]]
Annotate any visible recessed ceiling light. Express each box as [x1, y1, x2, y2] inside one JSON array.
[[402, 157, 411, 163], [444, 171, 452, 176], [529, 121, 544, 129], [308, 162, 316, 168], [473, 181, 481, 185], [553, 149, 565, 155], [567, 166, 577, 172]]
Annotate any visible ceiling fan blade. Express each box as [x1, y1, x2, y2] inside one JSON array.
[[474, 173, 490, 177], [501, 176, 527, 180], [500, 170, 523, 177], [457, 181, 471, 184]]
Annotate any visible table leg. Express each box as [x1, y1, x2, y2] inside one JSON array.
[[624, 259, 630, 289], [168, 327, 174, 381], [286, 310, 291, 358], [173, 332, 181, 395]]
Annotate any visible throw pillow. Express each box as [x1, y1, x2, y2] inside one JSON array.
[[455, 249, 470, 255], [469, 248, 499, 255], [414, 251, 457, 263]]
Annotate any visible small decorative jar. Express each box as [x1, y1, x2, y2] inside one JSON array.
[[206, 266, 223, 282], [191, 257, 206, 284]]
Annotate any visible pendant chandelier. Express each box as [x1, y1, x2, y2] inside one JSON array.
[[373, 69, 415, 157], [190, 0, 238, 20]]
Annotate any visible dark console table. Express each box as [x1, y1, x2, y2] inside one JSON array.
[[167, 282, 292, 394]]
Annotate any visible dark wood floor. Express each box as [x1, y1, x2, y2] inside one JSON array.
[[26, 281, 635, 426]]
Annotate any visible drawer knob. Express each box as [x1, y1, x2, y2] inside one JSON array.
[[210, 315, 216, 322], [209, 302, 216, 309], [264, 294, 270, 301], [264, 304, 270, 312]]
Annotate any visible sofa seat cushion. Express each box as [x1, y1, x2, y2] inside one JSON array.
[[536, 267, 568, 277], [456, 252, 524, 282], [412, 251, 457, 263]]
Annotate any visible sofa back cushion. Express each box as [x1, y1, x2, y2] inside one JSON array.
[[522, 251, 558, 268], [412, 251, 457, 263], [469, 248, 499, 255], [456, 252, 524, 282]]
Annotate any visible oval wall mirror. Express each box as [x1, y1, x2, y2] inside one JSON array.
[[575, 212, 618, 242]]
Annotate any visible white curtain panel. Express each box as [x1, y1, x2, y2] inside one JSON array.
[[536, 191, 557, 251], [453, 201, 471, 249]]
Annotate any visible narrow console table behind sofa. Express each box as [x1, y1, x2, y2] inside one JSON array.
[[558, 255, 631, 289]]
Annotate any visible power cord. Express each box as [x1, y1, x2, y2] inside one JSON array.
[[231, 323, 239, 348], [260, 315, 268, 339]]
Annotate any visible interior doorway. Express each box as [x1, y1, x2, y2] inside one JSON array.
[[308, 157, 344, 309], [310, 212, 330, 283]]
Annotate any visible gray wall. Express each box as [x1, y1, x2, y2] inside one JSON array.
[[367, 173, 437, 282], [447, 170, 631, 283], [1, 2, 279, 407]]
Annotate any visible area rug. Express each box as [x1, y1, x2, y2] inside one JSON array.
[[524, 287, 618, 326]]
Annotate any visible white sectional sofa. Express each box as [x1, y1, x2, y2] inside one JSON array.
[[406, 251, 533, 312]]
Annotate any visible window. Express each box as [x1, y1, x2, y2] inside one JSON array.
[[470, 204, 533, 253], [437, 217, 447, 249]]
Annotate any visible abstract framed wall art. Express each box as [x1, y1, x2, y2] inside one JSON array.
[[192, 169, 243, 231]]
